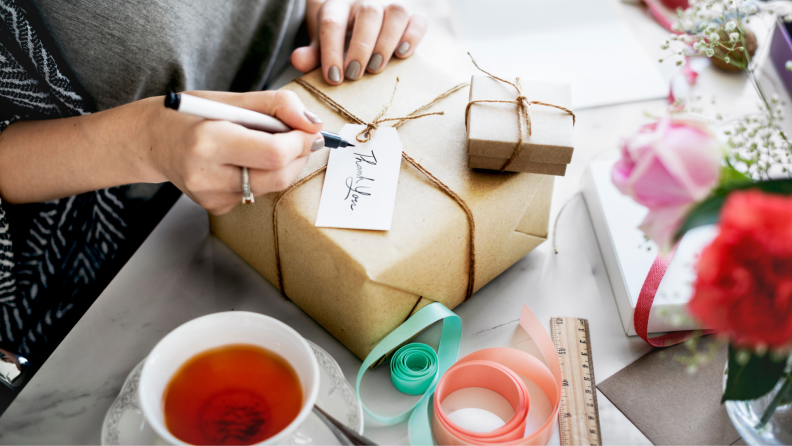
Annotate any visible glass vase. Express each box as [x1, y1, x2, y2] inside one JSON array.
[[724, 358, 792, 445]]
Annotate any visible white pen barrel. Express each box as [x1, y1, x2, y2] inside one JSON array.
[[178, 93, 291, 133]]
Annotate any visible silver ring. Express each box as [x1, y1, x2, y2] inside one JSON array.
[[242, 167, 254, 204]]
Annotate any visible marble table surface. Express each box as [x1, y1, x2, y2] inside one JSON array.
[[0, 1, 704, 444], [0, 98, 669, 444]]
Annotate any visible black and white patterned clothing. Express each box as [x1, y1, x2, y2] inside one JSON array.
[[0, 0, 132, 359], [0, 0, 300, 359]]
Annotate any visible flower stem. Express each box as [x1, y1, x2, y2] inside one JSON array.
[[756, 373, 792, 430], [735, 15, 772, 114]]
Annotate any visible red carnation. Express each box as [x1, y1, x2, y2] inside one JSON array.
[[688, 190, 792, 350]]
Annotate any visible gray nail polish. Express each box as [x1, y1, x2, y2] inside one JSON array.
[[368, 53, 383, 72], [346, 61, 361, 80], [328, 66, 340, 83], [311, 137, 325, 152], [304, 110, 323, 124], [397, 41, 410, 56]]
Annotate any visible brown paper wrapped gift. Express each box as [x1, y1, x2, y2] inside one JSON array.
[[467, 75, 574, 176], [209, 55, 553, 360]]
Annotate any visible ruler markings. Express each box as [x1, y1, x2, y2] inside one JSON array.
[[551, 317, 602, 446]]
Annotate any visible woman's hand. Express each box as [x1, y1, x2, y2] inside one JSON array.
[[0, 90, 323, 216], [145, 90, 323, 215], [290, 0, 427, 85]]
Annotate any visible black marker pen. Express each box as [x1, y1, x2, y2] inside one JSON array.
[[164, 92, 355, 149]]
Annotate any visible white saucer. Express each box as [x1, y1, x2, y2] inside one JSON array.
[[101, 340, 364, 445]]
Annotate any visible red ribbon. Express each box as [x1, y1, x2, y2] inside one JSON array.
[[642, 0, 680, 33], [634, 245, 717, 347]]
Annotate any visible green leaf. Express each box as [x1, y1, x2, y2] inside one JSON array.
[[722, 345, 789, 402], [674, 179, 792, 242], [717, 164, 753, 192], [780, 379, 792, 406]]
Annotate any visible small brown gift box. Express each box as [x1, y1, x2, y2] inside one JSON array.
[[209, 56, 553, 360], [467, 75, 574, 176]]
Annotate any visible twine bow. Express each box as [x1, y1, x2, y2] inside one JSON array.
[[294, 77, 448, 143], [274, 77, 477, 302], [464, 53, 576, 172]]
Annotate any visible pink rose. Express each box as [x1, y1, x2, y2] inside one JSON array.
[[612, 116, 722, 250]]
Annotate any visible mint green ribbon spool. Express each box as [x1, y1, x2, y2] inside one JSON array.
[[390, 343, 438, 395], [355, 302, 461, 445]]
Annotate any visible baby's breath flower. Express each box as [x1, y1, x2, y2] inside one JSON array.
[[736, 349, 751, 365], [661, 1, 792, 180]]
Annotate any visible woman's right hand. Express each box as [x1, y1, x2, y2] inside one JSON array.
[[141, 90, 324, 215], [0, 90, 322, 212]]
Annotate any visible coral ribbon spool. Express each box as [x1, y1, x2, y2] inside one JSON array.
[[433, 360, 531, 444], [428, 306, 562, 445]]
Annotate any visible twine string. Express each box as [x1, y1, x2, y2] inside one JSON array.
[[295, 77, 448, 143], [465, 53, 576, 172], [274, 78, 475, 301]]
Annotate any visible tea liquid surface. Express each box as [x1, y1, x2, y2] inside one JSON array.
[[163, 344, 303, 445]]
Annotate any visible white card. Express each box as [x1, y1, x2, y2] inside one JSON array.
[[314, 124, 403, 231]]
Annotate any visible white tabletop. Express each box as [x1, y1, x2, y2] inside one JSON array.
[[0, 1, 694, 444], [0, 104, 667, 446]]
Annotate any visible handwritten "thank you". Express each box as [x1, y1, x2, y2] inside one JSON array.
[[315, 124, 402, 231], [345, 151, 377, 211]]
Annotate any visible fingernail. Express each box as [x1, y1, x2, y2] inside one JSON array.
[[312, 137, 325, 152], [304, 110, 322, 124], [397, 42, 410, 56], [328, 66, 340, 83], [368, 53, 383, 72], [346, 61, 361, 80]]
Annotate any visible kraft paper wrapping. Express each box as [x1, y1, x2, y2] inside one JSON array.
[[209, 56, 553, 360], [467, 75, 574, 176]]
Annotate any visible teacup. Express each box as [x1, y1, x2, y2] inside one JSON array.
[[138, 311, 320, 445]]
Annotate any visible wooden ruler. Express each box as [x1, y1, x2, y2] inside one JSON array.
[[550, 317, 602, 446]]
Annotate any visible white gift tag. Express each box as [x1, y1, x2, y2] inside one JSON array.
[[315, 124, 403, 231]]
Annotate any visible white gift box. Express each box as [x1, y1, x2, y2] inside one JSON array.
[[581, 152, 717, 336]]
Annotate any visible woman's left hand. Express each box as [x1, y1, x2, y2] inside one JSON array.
[[291, 0, 427, 85]]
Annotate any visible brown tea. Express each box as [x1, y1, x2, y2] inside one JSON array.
[[163, 344, 303, 445]]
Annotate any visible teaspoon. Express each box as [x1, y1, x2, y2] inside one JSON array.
[[312, 404, 377, 445]]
